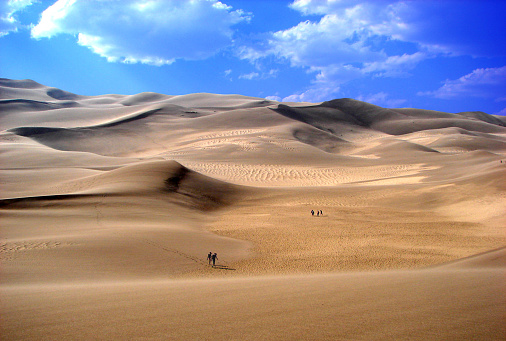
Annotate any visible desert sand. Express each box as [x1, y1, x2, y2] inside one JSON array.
[[1, 78, 505, 340]]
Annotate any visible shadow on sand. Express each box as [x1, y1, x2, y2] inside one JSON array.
[[212, 265, 236, 270]]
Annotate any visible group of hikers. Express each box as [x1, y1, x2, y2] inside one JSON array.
[[207, 252, 219, 266], [311, 209, 323, 217]]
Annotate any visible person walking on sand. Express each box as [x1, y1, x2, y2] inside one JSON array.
[[311, 210, 314, 216], [211, 253, 218, 266], [207, 252, 212, 265]]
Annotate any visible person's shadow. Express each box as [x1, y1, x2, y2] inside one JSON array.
[[212, 265, 236, 270]]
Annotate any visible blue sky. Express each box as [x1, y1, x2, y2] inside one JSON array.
[[1, 0, 505, 115]]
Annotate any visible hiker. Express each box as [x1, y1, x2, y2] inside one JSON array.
[[207, 252, 212, 265], [317, 210, 319, 217], [211, 253, 218, 266], [311, 210, 314, 216]]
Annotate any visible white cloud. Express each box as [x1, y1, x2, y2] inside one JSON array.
[[282, 85, 340, 103], [265, 95, 281, 102], [272, 1, 403, 68], [419, 66, 506, 100], [289, 0, 506, 57], [31, 0, 250, 65], [0, 0, 35, 36], [356, 92, 406, 107], [311, 64, 362, 85], [362, 52, 427, 77], [239, 69, 278, 80], [239, 72, 259, 80], [376, 1, 506, 57], [239, 0, 505, 102], [269, 13, 386, 68], [239, 1, 431, 102], [288, 0, 391, 15]]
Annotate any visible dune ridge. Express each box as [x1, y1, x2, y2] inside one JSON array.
[[1, 79, 504, 340]]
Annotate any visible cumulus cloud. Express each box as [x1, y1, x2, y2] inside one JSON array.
[[419, 66, 506, 100], [239, 72, 259, 80], [31, 0, 250, 65], [240, 0, 505, 102], [239, 0, 430, 102], [265, 95, 282, 102], [362, 52, 427, 77], [356, 92, 406, 107], [282, 85, 341, 103], [0, 0, 35, 36], [268, 13, 385, 68], [239, 69, 278, 80], [381, 1, 506, 57], [289, 0, 506, 57], [264, 0, 424, 72]]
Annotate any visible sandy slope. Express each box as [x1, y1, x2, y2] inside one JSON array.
[[2, 250, 505, 340], [1, 78, 505, 340]]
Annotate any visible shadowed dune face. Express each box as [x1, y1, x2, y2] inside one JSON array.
[[0, 160, 250, 284], [1, 79, 505, 340]]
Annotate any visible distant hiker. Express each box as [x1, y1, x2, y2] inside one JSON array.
[[317, 211, 319, 217], [311, 210, 314, 216], [320, 210, 323, 216], [207, 252, 212, 265], [211, 253, 218, 266]]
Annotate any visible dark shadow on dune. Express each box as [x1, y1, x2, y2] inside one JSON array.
[[292, 127, 350, 153], [0, 99, 81, 112], [0, 193, 113, 209], [272, 99, 506, 136], [96, 108, 163, 128], [46, 88, 82, 101], [165, 166, 189, 191], [0, 78, 44, 89]]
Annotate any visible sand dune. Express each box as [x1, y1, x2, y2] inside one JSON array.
[[1, 78, 504, 340]]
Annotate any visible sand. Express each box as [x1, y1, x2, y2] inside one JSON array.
[[1, 78, 505, 340]]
